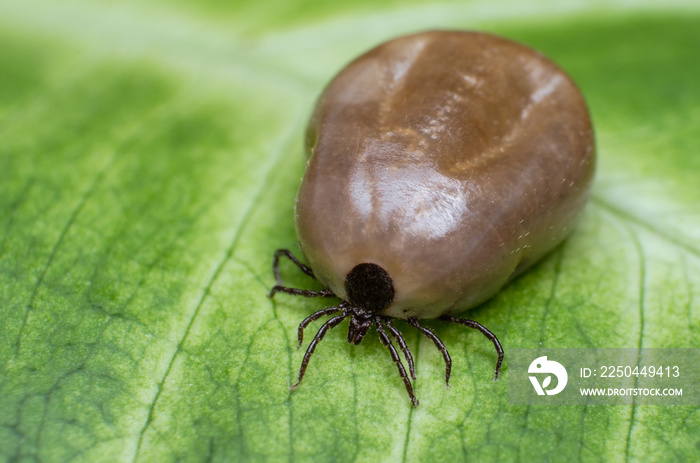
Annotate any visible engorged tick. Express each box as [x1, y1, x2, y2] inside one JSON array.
[[269, 30, 595, 407]]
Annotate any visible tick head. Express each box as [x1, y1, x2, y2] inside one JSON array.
[[344, 263, 395, 313]]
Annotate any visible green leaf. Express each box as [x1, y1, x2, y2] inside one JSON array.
[[1, 0, 699, 461]]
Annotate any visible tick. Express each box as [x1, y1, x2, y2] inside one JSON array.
[[269, 30, 595, 406]]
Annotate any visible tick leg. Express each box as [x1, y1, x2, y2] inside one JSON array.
[[439, 315, 504, 381], [376, 318, 419, 407], [296, 306, 344, 347], [273, 249, 315, 285], [291, 314, 347, 390], [384, 319, 416, 380], [268, 285, 335, 299], [407, 318, 452, 387]]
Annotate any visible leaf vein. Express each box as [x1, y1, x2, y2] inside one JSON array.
[[15, 157, 112, 355], [622, 222, 646, 463], [131, 110, 304, 462], [591, 195, 700, 259]]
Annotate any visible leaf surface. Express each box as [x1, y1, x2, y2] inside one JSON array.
[[1, 1, 699, 461]]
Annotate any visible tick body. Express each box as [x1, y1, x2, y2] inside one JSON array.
[[270, 31, 595, 406]]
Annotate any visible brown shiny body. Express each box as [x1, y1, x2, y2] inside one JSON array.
[[296, 30, 595, 319]]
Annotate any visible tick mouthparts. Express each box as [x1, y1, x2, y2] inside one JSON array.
[[347, 316, 370, 345], [348, 331, 363, 345]]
